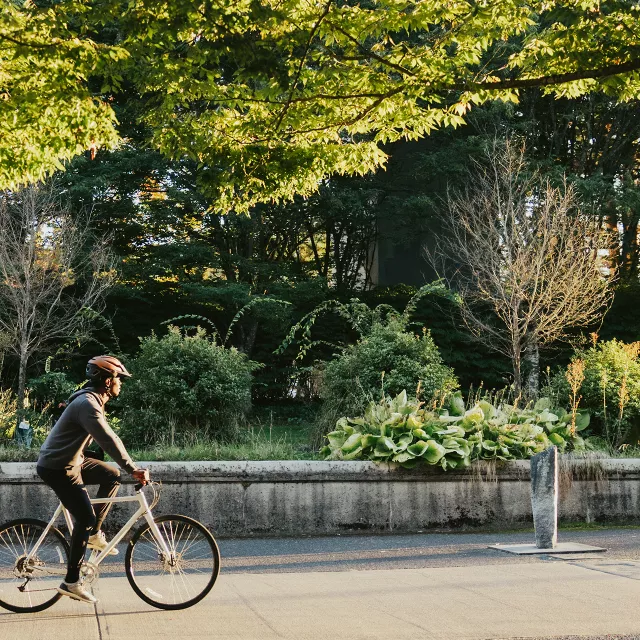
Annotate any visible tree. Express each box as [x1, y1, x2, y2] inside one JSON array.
[[0, 184, 115, 417], [0, 0, 122, 190], [430, 141, 614, 398], [3, 1, 640, 209]]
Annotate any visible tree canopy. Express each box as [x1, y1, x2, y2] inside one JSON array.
[[2, 0, 640, 209]]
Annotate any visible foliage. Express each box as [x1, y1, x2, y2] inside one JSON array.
[[0, 1, 123, 189], [117, 327, 258, 447], [0, 389, 17, 443], [4, 2, 640, 208], [316, 318, 458, 441], [321, 391, 588, 469], [27, 372, 77, 411], [0, 389, 54, 448], [544, 340, 640, 446], [278, 281, 459, 361], [162, 297, 291, 348]]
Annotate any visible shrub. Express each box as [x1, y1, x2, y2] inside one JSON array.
[[118, 327, 257, 447], [315, 319, 458, 440], [321, 391, 586, 469], [544, 339, 640, 446], [27, 372, 77, 411], [0, 389, 53, 447], [0, 389, 17, 443]]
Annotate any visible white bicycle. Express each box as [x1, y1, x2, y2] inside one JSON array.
[[0, 482, 220, 613]]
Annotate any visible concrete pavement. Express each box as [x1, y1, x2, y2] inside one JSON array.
[[3, 529, 640, 639]]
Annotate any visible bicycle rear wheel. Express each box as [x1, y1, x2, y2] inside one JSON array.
[[0, 518, 69, 613], [125, 514, 220, 610]]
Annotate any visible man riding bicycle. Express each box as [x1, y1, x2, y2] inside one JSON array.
[[37, 355, 149, 604]]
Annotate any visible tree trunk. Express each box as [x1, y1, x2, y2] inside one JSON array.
[[16, 343, 28, 426], [523, 338, 540, 401], [512, 347, 522, 400]]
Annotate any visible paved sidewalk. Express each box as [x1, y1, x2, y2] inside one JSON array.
[[3, 529, 640, 639], [3, 561, 640, 639]]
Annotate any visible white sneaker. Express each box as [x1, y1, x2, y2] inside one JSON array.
[[87, 530, 118, 556], [57, 581, 97, 604]]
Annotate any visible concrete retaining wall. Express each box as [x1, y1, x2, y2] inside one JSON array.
[[1, 459, 639, 537]]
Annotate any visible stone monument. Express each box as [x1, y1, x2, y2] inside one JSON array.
[[530, 445, 558, 549], [488, 445, 606, 555]]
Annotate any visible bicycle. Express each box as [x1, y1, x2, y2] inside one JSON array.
[[0, 481, 220, 613]]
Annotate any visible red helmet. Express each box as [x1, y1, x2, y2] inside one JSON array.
[[86, 355, 132, 380]]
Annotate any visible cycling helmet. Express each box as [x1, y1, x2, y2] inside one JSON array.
[[86, 355, 132, 381]]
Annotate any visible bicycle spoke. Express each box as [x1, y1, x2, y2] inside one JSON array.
[[0, 521, 68, 613], [126, 517, 219, 609]]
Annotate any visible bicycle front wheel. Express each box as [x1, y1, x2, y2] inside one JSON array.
[[125, 514, 220, 610], [0, 518, 69, 613]]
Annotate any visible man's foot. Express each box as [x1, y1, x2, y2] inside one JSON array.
[[57, 581, 97, 604], [87, 530, 118, 556]]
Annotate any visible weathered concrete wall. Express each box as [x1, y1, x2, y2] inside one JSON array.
[[1, 460, 639, 537]]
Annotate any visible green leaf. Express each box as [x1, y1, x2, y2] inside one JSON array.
[[548, 432, 565, 446], [424, 440, 446, 464], [343, 446, 364, 460], [407, 440, 429, 456], [392, 451, 414, 463], [361, 434, 380, 449], [534, 397, 552, 411], [575, 411, 590, 431], [448, 391, 466, 416], [327, 431, 347, 449], [341, 433, 362, 453]]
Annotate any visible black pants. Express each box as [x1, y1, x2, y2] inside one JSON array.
[[37, 458, 121, 583]]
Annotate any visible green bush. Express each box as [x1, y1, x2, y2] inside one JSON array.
[[27, 372, 77, 411], [118, 327, 258, 447], [315, 319, 457, 440], [544, 339, 640, 446], [0, 389, 17, 443], [0, 389, 53, 448], [321, 391, 587, 469]]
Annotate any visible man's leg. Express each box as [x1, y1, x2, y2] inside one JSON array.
[[80, 457, 121, 532], [36, 465, 96, 584]]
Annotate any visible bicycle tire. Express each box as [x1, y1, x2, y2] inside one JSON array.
[[125, 514, 220, 610], [0, 518, 69, 613]]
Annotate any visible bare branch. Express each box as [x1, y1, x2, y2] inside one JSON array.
[[0, 183, 116, 414], [427, 140, 614, 397]]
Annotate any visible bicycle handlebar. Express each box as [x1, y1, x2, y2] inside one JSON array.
[[134, 480, 162, 510]]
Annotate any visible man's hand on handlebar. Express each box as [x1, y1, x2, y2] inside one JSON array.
[[132, 468, 150, 486]]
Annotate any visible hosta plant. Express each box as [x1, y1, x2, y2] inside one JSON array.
[[320, 391, 589, 470]]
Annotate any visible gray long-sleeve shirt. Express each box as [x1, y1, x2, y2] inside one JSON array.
[[37, 389, 138, 474]]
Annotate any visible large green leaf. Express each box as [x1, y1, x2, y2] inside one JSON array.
[[575, 411, 591, 431], [341, 433, 362, 453], [327, 431, 347, 449], [375, 437, 396, 454], [478, 400, 496, 419], [343, 446, 364, 460], [392, 451, 415, 463], [395, 433, 414, 451], [424, 440, 446, 464], [448, 392, 466, 417], [534, 397, 552, 411], [361, 434, 380, 449], [548, 432, 565, 446], [407, 440, 429, 456]]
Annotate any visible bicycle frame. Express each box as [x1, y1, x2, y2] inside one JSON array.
[[23, 485, 172, 572]]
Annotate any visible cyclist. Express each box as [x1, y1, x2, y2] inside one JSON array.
[[36, 355, 149, 604]]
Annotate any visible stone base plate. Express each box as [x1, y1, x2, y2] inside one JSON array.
[[488, 542, 607, 555]]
